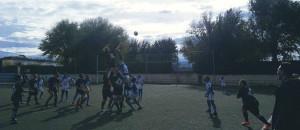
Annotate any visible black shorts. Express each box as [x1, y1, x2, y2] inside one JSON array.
[[29, 89, 38, 95], [102, 90, 112, 99], [243, 101, 259, 115]]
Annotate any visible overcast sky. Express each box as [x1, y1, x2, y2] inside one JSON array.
[[0, 0, 249, 57]]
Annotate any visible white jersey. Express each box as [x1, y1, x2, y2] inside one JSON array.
[[137, 76, 143, 90], [61, 77, 71, 90], [220, 77, 226, 86], [39, 79, 44, 91]]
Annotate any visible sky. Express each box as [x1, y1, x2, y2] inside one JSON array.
[[0, 0, 249, 58]]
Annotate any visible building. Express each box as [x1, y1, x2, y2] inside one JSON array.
[[0, 55, 62, 67]]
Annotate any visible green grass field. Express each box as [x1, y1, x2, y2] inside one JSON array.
[[0, 84, 275, 130]]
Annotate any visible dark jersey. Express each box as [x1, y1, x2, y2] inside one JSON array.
[[12, 82, 25, 100], [48, 77, 60, 91], [102, 73, 111, 92], [236, 86, 257, 106], [272, 78, 300, 130], [29, 78, 38, 90], [75, 78, 86, 94], [109, 72, 123, 95]]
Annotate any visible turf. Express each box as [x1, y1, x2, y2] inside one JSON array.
[[0, 84, 275, 130]]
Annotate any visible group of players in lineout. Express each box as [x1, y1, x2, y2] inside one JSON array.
[[9, 42, 299, 130], [10, 42, 144, 124]]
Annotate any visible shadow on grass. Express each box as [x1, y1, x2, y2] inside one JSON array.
[[42, 105, 75, 122], [208, 113, 221, 128], [0, 121, 13, 128], [0, 103, 12, 109], [71, 111, 133, 130], [243, 125, 253, 130]]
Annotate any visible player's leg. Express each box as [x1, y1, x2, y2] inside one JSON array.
[[34, 90, 39, 105], [45, 90, 54, 107], [11, 98, 20, 124], [210, 100, 217, 115], [206, 100, 211, 113], [60, 90, 65, 102], [101, 91, 108, 110], [241, 106, 250, 125], [53, 90, 58, 106], [125, 95, 134, 111], [86, 89, 90, 106], [26, 92, 32, 105], [249, 102, 271, 127], [65, 89, 69, 102], [80, 93, 87, 108], [72, 90, 78, 104]]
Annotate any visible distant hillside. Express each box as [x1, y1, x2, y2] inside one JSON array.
[[0, 51, 18, 58]]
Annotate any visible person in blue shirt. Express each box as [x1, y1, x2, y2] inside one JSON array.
[[204, 76, 217, 116], [125, 74, 142, 112], [85, 74, 92, 106]]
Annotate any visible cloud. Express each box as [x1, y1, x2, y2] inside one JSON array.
[[0, 0, 249, 56]]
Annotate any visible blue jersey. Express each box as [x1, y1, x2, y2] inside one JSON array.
[[120, 61, 129, 75], [130, 77, 138, 94], [85, 78, 92, 86], [205, 82, 214, 95]]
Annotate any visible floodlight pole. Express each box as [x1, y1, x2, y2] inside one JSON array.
[[96, 54, 99, 84]]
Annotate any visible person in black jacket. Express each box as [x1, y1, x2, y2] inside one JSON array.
[[26, 74, 39, 105], [272, 62, 300, 130], [237, 79, 270, 130]]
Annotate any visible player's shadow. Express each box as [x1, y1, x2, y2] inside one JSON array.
[[71, 111, 133, 130], [208, 114, 221, 128], [42, 105, 76, 122], [0, 103, 11, 109], [0, 121, 13, 128]]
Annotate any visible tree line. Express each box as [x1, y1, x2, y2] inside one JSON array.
[[181, 0, 300, 73]]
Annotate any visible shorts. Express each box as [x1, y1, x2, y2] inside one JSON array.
[[102, 90, 112, 99], [39, 87, 43, 92], [113, 94, 123, 99], [48, 89, 58, 95], [243, 101, 259, 115], [207, 94, 214, 100], [127, 93, 138, 99], [29, 89, 38, 95]]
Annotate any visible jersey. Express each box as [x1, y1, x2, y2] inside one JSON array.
[[29, 78, 38, 90], [38, 79, 43, 87], [109, 72, 123, 95], [48, 77, 60, 91], [85, 78, 92, 87], [137, 76, 143, 90], [11, 81, 25, 100], [120, 61, 129, 75], [102, 73, 111, 92], [130, 77, 138, 94], [75, 78, 86, 94], [61, 76, 71, 90], [220, 77, 226, 86], [236, 86, 257, 106], [205, 82, 214, 95]]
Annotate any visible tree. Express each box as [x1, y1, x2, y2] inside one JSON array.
[[249, 0, 300, 61], [39, 19, 78, 66], [149, 38, 178, 62]]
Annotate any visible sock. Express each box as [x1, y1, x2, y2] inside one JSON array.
[[45, 96, 53, 106], [72, 94, 78, 104], [11, 110, 17, 120], [61, 91, 64, 101], [126, 100, 134, 109], [207, 100, 211, 111], [66, 91, 69, 101], [212, 103, 217, 112], [119, 101, 123, 110], [258, 115, 270, 125], [101, 101, 105, 109], [86, 95, 90, 105], [40, 92, 43, 98], [27, 96, 30, 104], [134, 99, 141, 108], [243, 110, 249, 122], [54, 97, 57, 106], [108, 100, 112, 108]]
